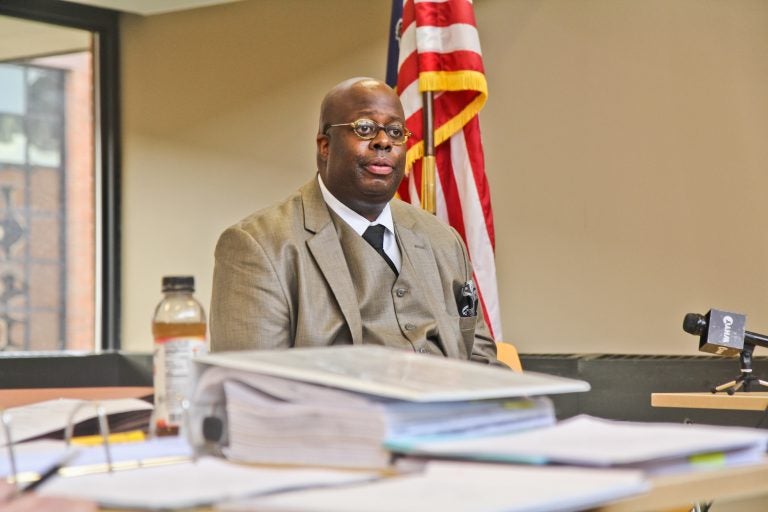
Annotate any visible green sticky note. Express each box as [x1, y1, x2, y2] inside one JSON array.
[[689, 452, 727, 466]]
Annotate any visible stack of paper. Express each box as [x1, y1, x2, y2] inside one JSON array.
[[189, 346, 590, 469], [221, 372, 555, 468], [38, 456, 378, 510], [387, 415, 768, 475]]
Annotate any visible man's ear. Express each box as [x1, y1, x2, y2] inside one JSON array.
[[316, 134, 330, 162]]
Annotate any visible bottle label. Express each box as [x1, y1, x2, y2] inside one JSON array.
[[154, 336, 207, 429]]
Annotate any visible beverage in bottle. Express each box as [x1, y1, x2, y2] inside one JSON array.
[[152, 275, 207, 435]]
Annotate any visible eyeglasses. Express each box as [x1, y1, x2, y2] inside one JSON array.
[[324, 118, 411, 146]]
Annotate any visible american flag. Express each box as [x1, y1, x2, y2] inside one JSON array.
[[390, 0, 503, 340]]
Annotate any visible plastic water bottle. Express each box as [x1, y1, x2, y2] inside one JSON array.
[[152, 275, 207, 435]]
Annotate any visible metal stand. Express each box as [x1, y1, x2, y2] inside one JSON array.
[[711, 344, 768, 395]]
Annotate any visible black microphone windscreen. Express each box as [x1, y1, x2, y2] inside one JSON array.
[[683, 313, 706, 336]]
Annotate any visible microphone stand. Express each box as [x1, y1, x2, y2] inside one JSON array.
[[711, 343, 768, 394]]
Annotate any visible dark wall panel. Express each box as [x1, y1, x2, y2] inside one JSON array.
[[523, 354, 768, 428]]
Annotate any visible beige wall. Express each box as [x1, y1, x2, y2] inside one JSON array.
[[121, 0, 768, 355]]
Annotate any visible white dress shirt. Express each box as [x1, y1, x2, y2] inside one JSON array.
[[318, 174, 402, 272]]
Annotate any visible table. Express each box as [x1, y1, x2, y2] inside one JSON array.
[[595, 460, 768, 511], [0, 387, 153, 409], [652, 392, 768, 412], [645, 392, 768, 511]]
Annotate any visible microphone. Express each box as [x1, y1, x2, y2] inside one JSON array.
[[682, 309, 768, 356]]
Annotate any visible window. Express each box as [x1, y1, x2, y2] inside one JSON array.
[[0, 1, 120, 352], [0, 55, 95, 351]]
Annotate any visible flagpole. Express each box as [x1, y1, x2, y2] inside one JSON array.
[[393, 0, 503, 339], [420, 91, 436, 214]]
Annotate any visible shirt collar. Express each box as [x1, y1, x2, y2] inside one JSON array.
[[317, 174, 394, 236]]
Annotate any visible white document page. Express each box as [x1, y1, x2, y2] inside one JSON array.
[[395, 415, 768, 471], [0, 398, 152, 446], [219, 461, 648, 512], [0, 436, 193, 480], [40, 456, 378, 510]]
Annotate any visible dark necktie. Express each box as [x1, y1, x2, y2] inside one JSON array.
[[362, 224, 398, 275]]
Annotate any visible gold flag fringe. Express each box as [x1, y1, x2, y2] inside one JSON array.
[[404, 70, 488, 176]]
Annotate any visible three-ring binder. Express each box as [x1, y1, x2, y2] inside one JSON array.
[[0, 399, 193, 486], [2, 400, 114, 486], [64, 401, 114, 473]]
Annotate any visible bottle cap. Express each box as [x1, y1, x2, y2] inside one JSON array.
[[162, 275, 195, 292]]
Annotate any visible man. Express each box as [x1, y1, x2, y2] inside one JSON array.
[[210, 77, 500, 365]]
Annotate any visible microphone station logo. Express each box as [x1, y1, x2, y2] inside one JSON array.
[[721, 315, 733, 344]]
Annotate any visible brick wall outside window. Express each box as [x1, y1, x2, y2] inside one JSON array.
[[0, 51, 95, 352]]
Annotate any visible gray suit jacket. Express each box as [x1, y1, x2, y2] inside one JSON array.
[[210, 178, 500, 365]]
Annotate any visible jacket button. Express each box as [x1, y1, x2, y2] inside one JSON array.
[[404, 323, 416, 331], [396, 288, 407, 297]]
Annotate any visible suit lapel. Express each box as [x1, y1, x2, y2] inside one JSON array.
[[301, 179, 363, 345]]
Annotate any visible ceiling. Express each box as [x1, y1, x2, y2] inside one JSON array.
[[61, 0, 243, 16]]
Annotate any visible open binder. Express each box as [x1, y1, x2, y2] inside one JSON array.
[[0, 399, 190, 486], [0, 397, 153, 446]]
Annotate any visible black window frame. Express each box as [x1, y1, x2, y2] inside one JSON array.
[[0, 0, 121, 351]]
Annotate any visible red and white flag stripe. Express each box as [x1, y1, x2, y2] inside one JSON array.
[[396, 0, 503, 340]]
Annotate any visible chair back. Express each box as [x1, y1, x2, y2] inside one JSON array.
[[496, 341, 523, 372]]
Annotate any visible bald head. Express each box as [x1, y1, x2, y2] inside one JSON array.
[[318, 77, 402, 135], [315, 77, 407, 221]]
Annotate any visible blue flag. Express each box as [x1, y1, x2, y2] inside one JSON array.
[[385, 0, 403, 87]]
